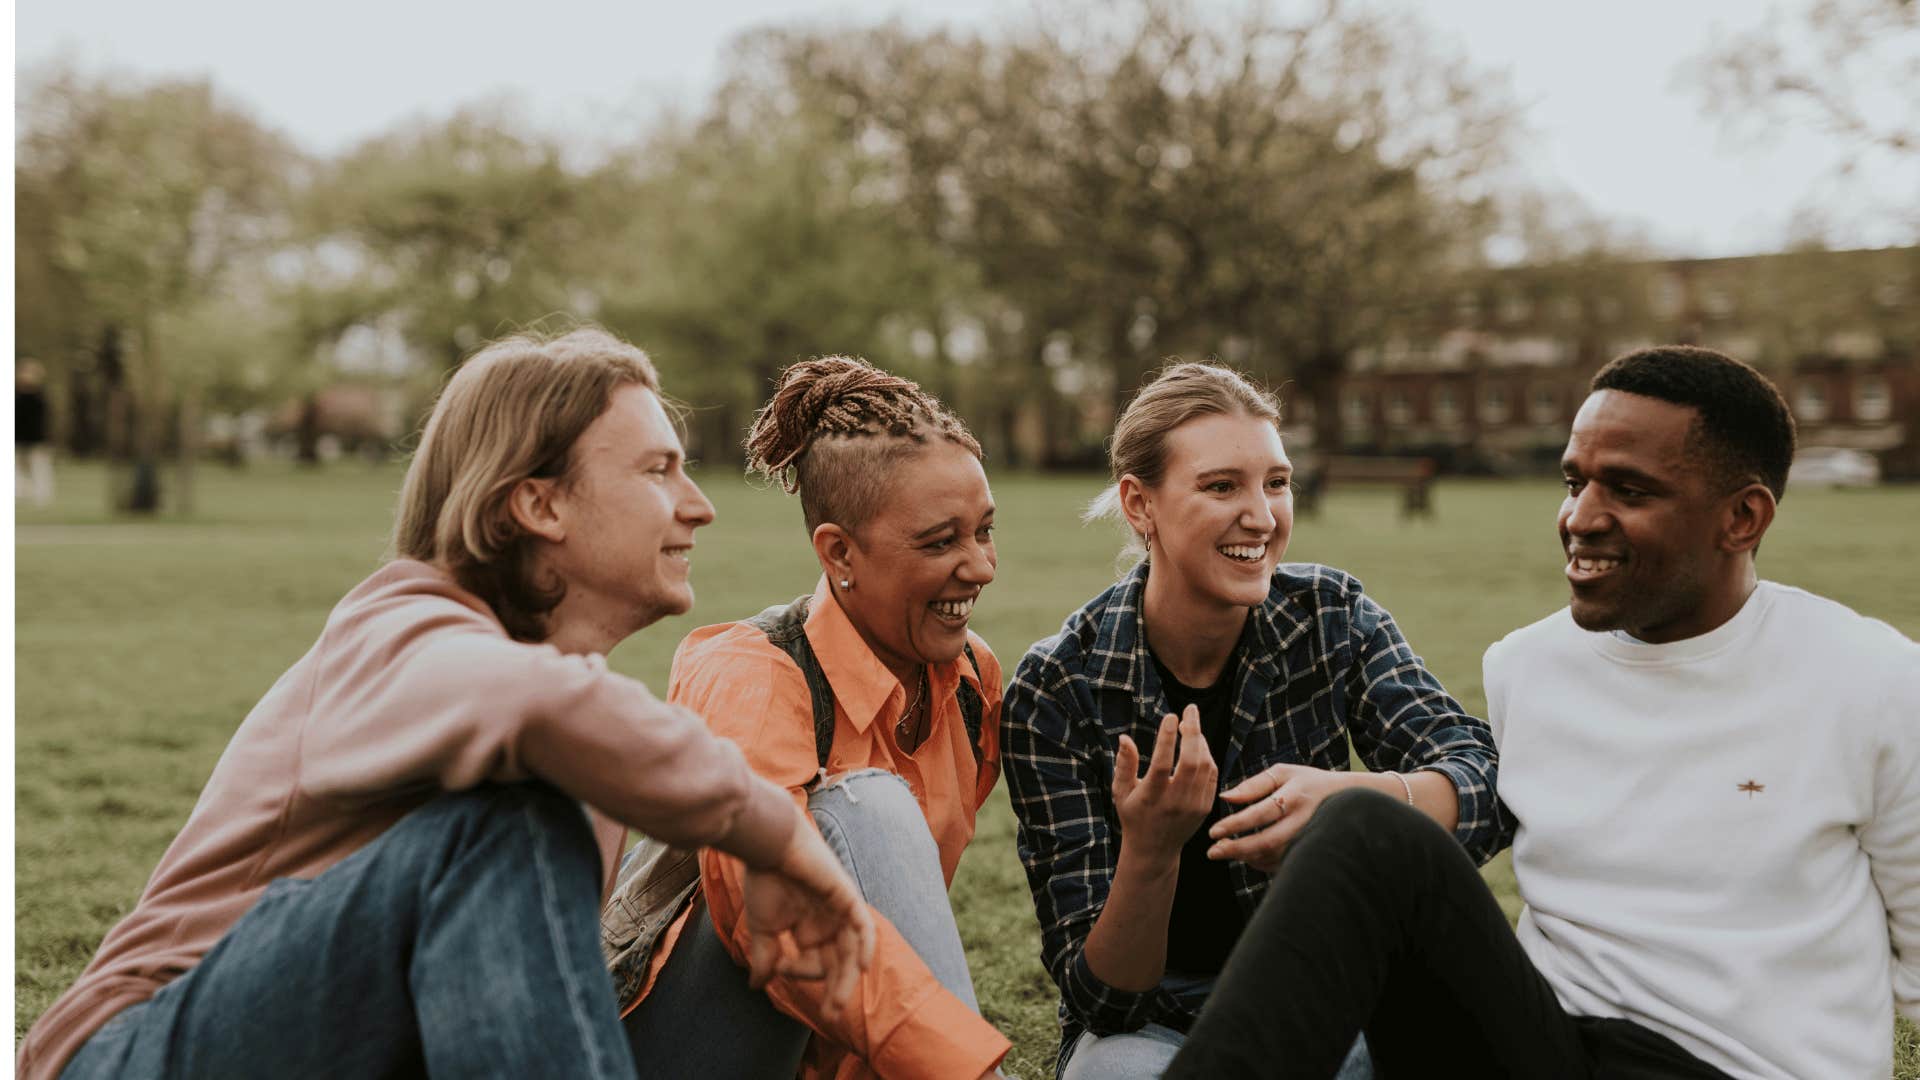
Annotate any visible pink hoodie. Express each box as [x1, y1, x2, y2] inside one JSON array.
[[18, 559, 797, 1080]]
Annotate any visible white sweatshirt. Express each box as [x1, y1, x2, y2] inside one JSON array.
[[1485, 582, 1920, 1080]]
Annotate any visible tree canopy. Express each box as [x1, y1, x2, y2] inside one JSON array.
[[19, 0, 1533, 488]]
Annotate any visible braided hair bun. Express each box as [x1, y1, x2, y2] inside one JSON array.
[[743, 355, 982, 530], [744, 357, 928, 486]]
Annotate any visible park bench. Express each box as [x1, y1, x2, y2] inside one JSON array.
[[1294, 456, 1437, 519]]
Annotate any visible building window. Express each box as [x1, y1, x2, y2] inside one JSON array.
[[1855, 376, 1891, 422], [1530, 384, 1559, 423], [1482, 384, 1509, 424], [1794, 382, 1827, 422], [1650, 274, 1684, 319], [1387, 388, 1414, 424], [1434, 385, 1462, 425], [1344, 390, 1372, 425], [1828, 330, 1882, 361]]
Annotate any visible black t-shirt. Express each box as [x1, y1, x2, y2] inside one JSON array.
[[1149, 646, 1248, 975], [16, 389, 47, 447]]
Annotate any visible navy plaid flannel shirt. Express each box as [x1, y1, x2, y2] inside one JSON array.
[[1001, 560, 1507, 1066]]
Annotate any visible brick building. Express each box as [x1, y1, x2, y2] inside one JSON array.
[[1315, 245, 1920, 478]]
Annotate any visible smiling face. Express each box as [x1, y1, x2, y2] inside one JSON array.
[[1133, 410, 1293, 615], [1559, 389, 1745, 642], [830, 442, 996, 682], [543, 384, 715, 644]]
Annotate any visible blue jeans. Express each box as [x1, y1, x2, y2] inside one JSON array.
[[62, 782, 633, 1079], [622, 768, 982, 1075], [1060, 975, 1374, 1080]]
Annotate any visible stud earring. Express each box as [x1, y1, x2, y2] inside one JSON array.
[[839, 578, 852, 590]]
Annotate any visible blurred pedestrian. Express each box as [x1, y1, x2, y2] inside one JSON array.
[[615, 356, 1013, 1079], [1165, 346, 1919, 1079], [1003, 362, 1501, 1079], [16, 358, 54, 506], [18, 327, 875, 1080]]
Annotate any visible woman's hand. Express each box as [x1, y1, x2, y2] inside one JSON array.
[[1206, 763, 1357, 872], [1112, 705, 1218, 863]]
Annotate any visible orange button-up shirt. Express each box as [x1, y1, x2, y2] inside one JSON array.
[[652, 575, 1009, 1080]]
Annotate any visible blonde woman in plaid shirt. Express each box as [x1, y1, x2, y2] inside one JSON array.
[[1001, 363, 1503, 1079]]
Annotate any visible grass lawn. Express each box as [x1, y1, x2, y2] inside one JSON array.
[[16, 459, 1920, 1076]]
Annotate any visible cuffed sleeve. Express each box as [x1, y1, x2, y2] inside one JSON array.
[[1343, 589, 1509, 864], [702, 845, 1008, 1080], [1061, 948, 1184, 1036]]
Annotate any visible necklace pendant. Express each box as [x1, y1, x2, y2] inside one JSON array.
[[895, 667, 930, 749]]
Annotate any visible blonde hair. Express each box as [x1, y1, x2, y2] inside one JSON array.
[[392, 326, 661, 641], [1087, 361, 1283, 555], [743, 355, 982, 534]]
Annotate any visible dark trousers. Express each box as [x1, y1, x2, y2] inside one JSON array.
[[1164, 790, 1730, 1080]]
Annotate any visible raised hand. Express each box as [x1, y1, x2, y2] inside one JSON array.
[[1112, 705, 1218, 862]]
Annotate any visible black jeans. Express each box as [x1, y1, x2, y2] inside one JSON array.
[[1164, 790, 1730, 1080]]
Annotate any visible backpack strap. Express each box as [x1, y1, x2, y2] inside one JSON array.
[[745, 595, 837, 771], [747, 594, 988, 774], [957, 642, 985, 766]]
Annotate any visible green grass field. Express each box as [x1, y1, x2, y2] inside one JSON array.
[[16, 460, 1920, 1076]]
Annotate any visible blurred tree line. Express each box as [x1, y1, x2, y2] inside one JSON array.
[[26, 0, 1895, 513]]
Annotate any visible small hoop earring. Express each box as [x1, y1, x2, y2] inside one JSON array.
[[839, 579, 852, 590]]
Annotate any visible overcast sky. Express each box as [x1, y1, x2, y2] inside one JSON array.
[[17, 0, 1918, 258]]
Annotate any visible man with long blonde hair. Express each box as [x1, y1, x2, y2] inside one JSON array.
[[21, 327, 874, 1080]]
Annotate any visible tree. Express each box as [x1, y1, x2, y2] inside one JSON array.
[[1692, 0, 1920, 235], [1697, 0, 1919, 159], [303, 108, 600, 372], [586, 62, 970, 463], [734, 0, 1513, 456], [16, 65, 299, 511]]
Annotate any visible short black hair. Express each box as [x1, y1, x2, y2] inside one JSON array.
[[1590, 345, 1796, 499]]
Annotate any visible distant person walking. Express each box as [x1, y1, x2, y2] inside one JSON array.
[[16, 359, 54, 506]]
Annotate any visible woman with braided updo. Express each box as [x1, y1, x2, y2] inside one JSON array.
[[618, 356, 1011, 1079]]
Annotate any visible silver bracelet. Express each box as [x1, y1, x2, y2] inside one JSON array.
[[1390, 771, 1415, 806]]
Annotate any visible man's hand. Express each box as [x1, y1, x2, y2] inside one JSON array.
[[1207, 763, 1356, 872], [1112, 706, 1217, 863], [740, 813, 876, 1022]]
